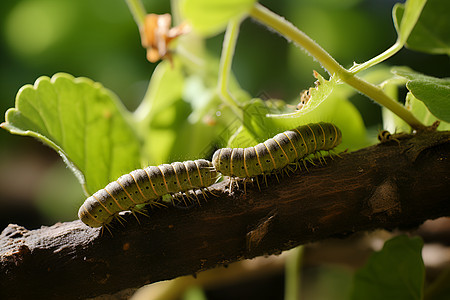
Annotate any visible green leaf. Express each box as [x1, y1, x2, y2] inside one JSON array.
[[351, 235, 425, 300], [378, 68, 450, 133], [406, 92, 450, 130], [267, 72, 337, 119], [392, 0, 427, 45], [393, 68, 450, 122], [394, 0, 450, 55], [380, 73, 412, 134], [135, 60, 230, 164], [381, 106, 411, 134], [134, 61, 186, 164], [227, 99, 281, 148], [1, 73, 141, 195], [180, 0, 256, 36]]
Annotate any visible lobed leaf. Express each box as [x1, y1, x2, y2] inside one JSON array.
[[1, 73, 141, 196]]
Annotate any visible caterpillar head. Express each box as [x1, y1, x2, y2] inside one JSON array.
[[78, 196, 114, 228]]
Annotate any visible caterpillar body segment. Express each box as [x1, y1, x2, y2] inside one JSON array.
[[212, 122, 342, 179], [78, 159, 218, 228]]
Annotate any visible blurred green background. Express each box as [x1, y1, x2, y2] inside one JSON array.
[[0, 0, 448, 228]]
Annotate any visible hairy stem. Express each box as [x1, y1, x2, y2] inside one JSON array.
[[349, 42, 403, 74], [249, 3, 345, 77], [351, 0, 428, 74], [343, 74, 425, 130]]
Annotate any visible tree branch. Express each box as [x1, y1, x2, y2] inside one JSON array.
[[1, 131, 450, 300]]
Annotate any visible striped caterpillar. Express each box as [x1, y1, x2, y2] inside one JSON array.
[[78, 159, 218, 228], [212, 122, 342, 179]]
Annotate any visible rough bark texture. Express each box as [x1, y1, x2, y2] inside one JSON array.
[[1, 131, 450, 300]]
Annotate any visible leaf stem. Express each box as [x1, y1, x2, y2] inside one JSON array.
[[349, 41, 403, 74], [218, 18, 243, 118], [124, 0, 146, 28], [350, 0, 427, 74], [343, 74, 426, 130], [249, 3, 345, 77], [249, 3, 425, 131]]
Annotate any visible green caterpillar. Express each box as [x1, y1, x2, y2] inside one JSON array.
[[78, 159, 218, 228], [212, 122, 342, 179]]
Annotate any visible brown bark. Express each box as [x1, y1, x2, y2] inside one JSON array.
[[1, 131, 449, 300]]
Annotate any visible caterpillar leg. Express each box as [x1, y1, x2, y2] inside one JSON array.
[[205, 187, 218, 197], [130, 210, 141, 225], [255, 176, 261, 191], [172, 193, 188, 206], [114, 214, 127, 227], [288, 163, 298, 173], [130, 206, 150, 225], [185, 190, 202, 205], [199, 188, 208, 202], [198, 188, 208, 201], [327, 150, 335, 160], [273, 172, 280, 183], [228, 178, 233, 193], [189, 191, 200, 206], [300, 160, 309, 172], [179, 193, 190, 206], [133, 207, 150, 217], [173, 195, 196, 209], [243, 178, 253, 194], [306, 156, 317, 166], [101, 223, 113, 237], [314, 153, 323, 165], [152, 200, 167, 208], [183, 190, 201, 206], [332, 150, 343, 159], [283, 168, 291, 177], [228, 177, 240, 194]]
